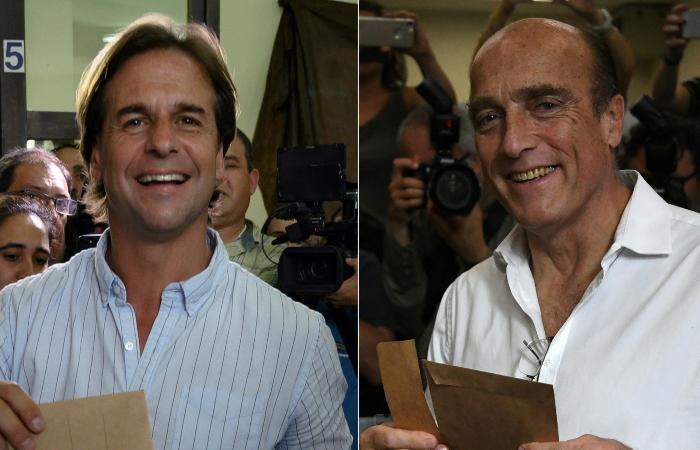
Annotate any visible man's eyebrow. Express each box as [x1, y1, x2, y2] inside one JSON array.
[[34, 247, 50, 256], [116, 104, 149, 118], [174, 102, 207, 115], [0, 243, 26, 251], [469, 97, 499, 113], [512, 84, 574, 103], [224, 155, 241, 162]]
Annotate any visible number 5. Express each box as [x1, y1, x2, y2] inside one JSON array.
[[3, 40, 25, 73]]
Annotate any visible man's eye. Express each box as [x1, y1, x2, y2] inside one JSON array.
[[124, 118, 144, 128], [178, 116, 201, 126], [476, 113, 499, 128], [535, 101, 558, 111], [34, 257, 48, 267], [2, 253, 19, 263]]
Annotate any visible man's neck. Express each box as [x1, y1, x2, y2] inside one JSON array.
[[525, 176, 632, 336], [216, 219, 246, 243], [527, 177, 632, 277], [106, 219, 213, 308]]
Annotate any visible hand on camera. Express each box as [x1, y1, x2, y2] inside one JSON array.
[[427, 200, 490, 264], [382, 10, 432, 61], [360, 423, 446, 450], [519, 434, 631, 450], [662, 3, 690, 64], [327, 258, 358, 308], [388, 158, 426, 226], [0, 381, 43, 449]]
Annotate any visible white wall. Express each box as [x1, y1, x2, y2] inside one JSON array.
[[220, 0, 357, 226], [403, 5, 700, 106]]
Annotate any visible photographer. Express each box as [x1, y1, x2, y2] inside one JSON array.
[[383, 105, 493, 357], [359, 1, 455, 247], [651, 3, 700, 117], [474, 0, 635, 96], [622, 116, 700, 211]]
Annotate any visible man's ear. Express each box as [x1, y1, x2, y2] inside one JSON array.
[[603, 94, 625, 150], [249, 168, 260, 195], [90, 139, 103, 183]]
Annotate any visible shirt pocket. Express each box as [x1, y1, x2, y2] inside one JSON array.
[[172, 386, 269, 450]]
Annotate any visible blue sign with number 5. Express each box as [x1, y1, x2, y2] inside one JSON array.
[[3, 40, 25, 73]]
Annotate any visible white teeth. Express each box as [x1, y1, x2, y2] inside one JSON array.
[[138, 173, 187, 184], [511, 166, 555, 182]]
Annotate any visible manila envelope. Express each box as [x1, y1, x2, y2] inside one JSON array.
[[6, 391, 154, 450], [378, 340, 558, 450]]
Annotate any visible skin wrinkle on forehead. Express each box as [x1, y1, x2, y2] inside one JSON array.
[[471, 20, 594, 111]]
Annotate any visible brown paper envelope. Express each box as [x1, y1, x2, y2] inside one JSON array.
[[377, 340, 441, 440], [425, 360, 558, 450], [5, 391, 154, 450]]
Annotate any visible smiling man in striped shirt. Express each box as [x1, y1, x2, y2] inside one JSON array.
[[0, 14, 351, 450]]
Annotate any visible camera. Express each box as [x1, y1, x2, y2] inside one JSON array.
[[405, 77, 480, 216], [630, 96, 689, 208], [272, 144, 357, 296]]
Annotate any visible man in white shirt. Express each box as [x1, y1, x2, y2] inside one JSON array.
[[361, 18, 700, 450]]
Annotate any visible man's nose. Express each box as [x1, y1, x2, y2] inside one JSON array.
[[14, 257, 33, 282], [147, 119, 177, 156], [502, 112, 537, 158]]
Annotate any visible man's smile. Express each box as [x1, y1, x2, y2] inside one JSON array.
[[508, 165, 559, 183], [136, 172, 190, 186]]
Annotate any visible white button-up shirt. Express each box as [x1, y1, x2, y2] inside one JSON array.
[[428, 172, 700, 449]]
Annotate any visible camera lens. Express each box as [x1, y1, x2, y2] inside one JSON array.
[[434, 168, 472, 210], [309, 261, 330, 280]]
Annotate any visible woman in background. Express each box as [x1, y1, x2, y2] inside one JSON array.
[[0, 194, 58, 291], [358, 1, 454, 252]]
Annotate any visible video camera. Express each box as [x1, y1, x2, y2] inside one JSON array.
[[404, 77, 480, 216], [630, 96, 689, 208], [271, 144, 357, 296]]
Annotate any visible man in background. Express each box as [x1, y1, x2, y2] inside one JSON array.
[[210, 128, 283, 285], [0, 148, 75, 261]]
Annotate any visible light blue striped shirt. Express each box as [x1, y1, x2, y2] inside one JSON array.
[[0, 229, 351, 449]]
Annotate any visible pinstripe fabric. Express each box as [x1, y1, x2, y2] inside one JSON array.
[[0, 229, 351, 450]]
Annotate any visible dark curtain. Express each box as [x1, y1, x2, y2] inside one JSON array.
[[253, 0, 357, 213]]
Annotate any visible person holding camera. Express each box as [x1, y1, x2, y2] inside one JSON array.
[[359, 1, 455, 253], [474, 0, 635, 96], [383, 105, 493, 358], [362, 18, 700, 450], [651, 3, 700, 118]]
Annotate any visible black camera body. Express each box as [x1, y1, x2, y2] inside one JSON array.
[[630, 96, 688, 208], [274, 144, 357, 296], [404, 156, 480, 215], [408, 78, 480, 216]]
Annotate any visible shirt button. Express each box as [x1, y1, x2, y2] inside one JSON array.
[[124, 341, 134, 351]]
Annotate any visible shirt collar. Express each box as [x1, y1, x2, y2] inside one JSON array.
[[225, 219, 260, 253], [93, 228, 229, 316], [494, 170, 672, 269]]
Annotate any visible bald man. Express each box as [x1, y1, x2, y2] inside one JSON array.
[[361, 19, 700, 450]]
